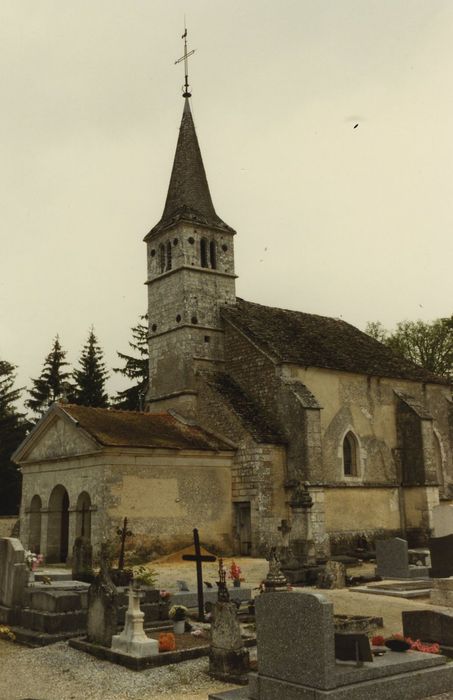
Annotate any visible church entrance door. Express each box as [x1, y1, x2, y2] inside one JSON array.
[[235, 502, 252, 556]]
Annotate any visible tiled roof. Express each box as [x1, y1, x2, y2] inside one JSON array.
[[222, 298, 450, 386], [59, 404, 232, 451], [145, 99, 234, 239], [206, 373, 285, 444]]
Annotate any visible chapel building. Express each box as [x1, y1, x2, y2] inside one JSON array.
[[13, 92, 453, 563]]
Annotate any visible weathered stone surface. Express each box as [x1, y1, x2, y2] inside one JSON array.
[[318, 561, 346, 589], [0, 537, 28, 608], [375, 537, 409, 579], [209, 600, 249, 683], [86, 548, 118, 647], [430, 535, 453, 578]]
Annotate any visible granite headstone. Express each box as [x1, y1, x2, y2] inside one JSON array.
[[86, 544, 118, 647], [429, 535, 453, 578]]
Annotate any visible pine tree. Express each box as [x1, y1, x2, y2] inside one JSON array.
[[26, 336, 72, 416], [113, 314, 149, 410], [72, 328, 109, 407], [0, 361, 29, 514]]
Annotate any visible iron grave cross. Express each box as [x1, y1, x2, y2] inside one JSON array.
[[182, 528, 216, 621]]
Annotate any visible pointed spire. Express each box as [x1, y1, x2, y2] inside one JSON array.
[[145, 99, 234, 239]]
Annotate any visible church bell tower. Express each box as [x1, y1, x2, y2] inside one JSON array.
[[144, 32, 236, 414]]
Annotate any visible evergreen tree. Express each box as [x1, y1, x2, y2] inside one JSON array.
[[113, 314, 149, 410], [0, 361, 29, 514], [26, 336, 72, 416], [72, 328, 109, 407]]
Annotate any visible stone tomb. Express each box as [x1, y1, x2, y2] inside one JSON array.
[[429, 534, 453, 578], [403, 609, 453, 655], [375, 538, 429, 579], [210, 591, 453, 700]]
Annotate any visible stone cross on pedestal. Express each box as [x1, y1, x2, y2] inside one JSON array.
[[182, 528, 216, 621], [111, 581, 158, 658]]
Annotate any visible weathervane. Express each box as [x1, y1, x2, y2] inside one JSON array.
[[175, 24, 196, 98]]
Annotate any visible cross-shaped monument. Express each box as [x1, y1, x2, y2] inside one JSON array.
[[116, 516, 133, 571], [182, 528, 216, 621]]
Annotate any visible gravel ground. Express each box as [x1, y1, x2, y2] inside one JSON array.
[[3, 557, 453, 699]]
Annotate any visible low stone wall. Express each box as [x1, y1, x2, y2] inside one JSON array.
[[0, 517, 18, 538]]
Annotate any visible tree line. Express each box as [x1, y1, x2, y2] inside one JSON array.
[[0, 314, 452, 515], [0, 315, 148, 514]]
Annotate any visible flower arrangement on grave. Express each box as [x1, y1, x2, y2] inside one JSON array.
[[24, 551, 44, 572], [133, 565, 157, 587], [160, 589, 171, 601], [0, 625, 15, 642], [371, 635, 385, 647], [377, 633, 440, 654], [228, 561, 244, 583], [169, 604, 188, 621], [158, 632, 176, 652]]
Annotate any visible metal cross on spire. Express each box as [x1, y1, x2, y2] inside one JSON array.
[[175, 25, 196, 98]]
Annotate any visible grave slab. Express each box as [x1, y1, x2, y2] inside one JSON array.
[[170, 588, 251, 608], [375, 538, 429, 579], [210, 591, 453, 700], [353, 580, 432, 599]]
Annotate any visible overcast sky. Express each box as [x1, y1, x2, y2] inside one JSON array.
[[1, 0, 452, 403]]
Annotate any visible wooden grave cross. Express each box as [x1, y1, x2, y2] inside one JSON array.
[[116, 516, 133, 570], [182, 528, 216, 621]]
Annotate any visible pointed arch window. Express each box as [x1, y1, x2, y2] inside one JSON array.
[[343, 431, 358, 477], [159, 244, 165, 274], [166, 241, 172, 271], [210, 240, 217, 269], [200, 238, 208, 268]]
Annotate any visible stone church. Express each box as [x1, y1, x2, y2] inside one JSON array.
[[13, 92, 453, 564]]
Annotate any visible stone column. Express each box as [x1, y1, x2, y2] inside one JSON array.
[[288, 483, 316, 566], [39, 508, 50, 561], [67, 506, 78, 565]]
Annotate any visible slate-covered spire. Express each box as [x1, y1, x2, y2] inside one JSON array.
[[145, 98, 234, 239]]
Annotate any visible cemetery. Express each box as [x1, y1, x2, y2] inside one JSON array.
[[2, 528, 453, 699]]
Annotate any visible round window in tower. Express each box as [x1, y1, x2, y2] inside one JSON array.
[[150, 249, 156, 257], [151, 324, 157, 332], [188, 236, 195, 244], [222, 244, 228, 252]]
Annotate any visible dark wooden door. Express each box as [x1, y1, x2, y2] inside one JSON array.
[[236, 502, 252, 556]]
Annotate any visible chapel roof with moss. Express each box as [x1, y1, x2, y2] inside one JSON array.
[[58, 404, 233, 451], [222, 298, 450, 386]]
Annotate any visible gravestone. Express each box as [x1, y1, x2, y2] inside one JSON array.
[[210, 590, 453, 700], [86, 544, 118, 647], [376, 538, 429, 579], [111, 581, 158, 658], [177, 580, 189, 591], [403, 609, 453, 648], [72, 536, 94, 583], [0, 537, 28, 608], [209, 559, 249, 684], [433, 504, 453, 538], [429, 535, 453, 578], [318, 560, 346, 589]]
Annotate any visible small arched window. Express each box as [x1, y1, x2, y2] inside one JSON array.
[[343, 431, 358, 476], [166, 241, 172, 271], [159, 244, 165, 273], [210, 240, 217, 269], [200, 238, 208, 268]]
